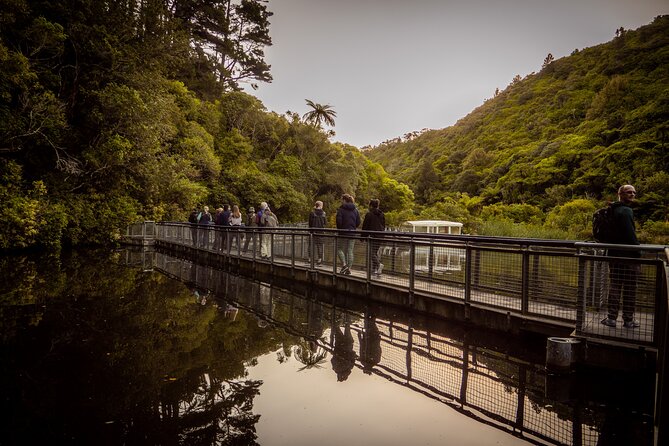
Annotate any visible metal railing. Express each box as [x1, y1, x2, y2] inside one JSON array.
[[153, 222, 668, 348], [124, 221, 156, 245]]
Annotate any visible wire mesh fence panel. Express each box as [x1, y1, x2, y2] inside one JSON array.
[[320, 235, 337, 271], [127, 223, 144, 237], [582, 255, 658, 343], [470, 248, 523, 311], [412, 241, 467, 299], [521, 394, 594, 446], [367, 324, 411, 377], [465, 366, 519, 426], [328, 234, 370, 276], [527, 252, 579, 321], [373, 240, 412, 289], [410, 333, 464, 398]]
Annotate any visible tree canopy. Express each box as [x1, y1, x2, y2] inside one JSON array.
[[0, 0, 412, 249]]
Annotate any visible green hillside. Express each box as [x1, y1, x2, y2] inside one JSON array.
[[367, 16, 669, 242]]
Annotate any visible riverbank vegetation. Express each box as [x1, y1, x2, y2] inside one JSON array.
[[367, 16, 669, 244]]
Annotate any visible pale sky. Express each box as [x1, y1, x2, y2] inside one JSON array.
[[246, 0, 668, 148]]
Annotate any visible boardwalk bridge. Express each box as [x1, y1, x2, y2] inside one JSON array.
[[125, 221, 669, 443]]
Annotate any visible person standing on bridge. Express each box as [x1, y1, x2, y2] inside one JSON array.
[[216, 204, 231, 251], [335, 194, 360, 275], [243, 206, 257, 253], [257, 202, 270, 258], [260, 206, 278, 259], [362, 198, 386, 277], [308, 200, 326, 266], [198, 206, 212, 248], [188, 207, 199, 246], [230, 205, 243, 248], [601, 184, 641, 329]]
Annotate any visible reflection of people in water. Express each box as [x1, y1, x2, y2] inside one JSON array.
[[258, 283, 272, 316], [331, 315, 356, 382], [193, 289, 209, 305], [358, 313, 382, 375], [224, 304, 238, 321]]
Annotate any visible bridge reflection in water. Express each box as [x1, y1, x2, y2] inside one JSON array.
[[125, 248, 655, 446]]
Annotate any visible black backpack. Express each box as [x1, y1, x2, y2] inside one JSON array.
[[592, 203, 620, 242], [188, 211, 199, 224]]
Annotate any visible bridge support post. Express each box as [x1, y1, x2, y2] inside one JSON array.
[[546, 337, 582, 373]]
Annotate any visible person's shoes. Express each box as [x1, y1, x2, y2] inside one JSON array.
[[623, 320, 640, 329], [345, 267, 352, 275], [340, 265, 349, 275], [600, 317, 616, 327], [316, 260, 322, 266]]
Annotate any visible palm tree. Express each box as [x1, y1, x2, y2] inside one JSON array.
[[302, 99, 337, 128], [293, 341, 328, 371]]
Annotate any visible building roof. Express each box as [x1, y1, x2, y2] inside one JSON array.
[[402, 220, 463, 227]]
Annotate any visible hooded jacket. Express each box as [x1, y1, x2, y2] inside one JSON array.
[[309, 208, 326, 229], [362, 208, 385, 233], [336, 202, 360, 232]]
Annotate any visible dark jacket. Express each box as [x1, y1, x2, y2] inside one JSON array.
[[309, 208, 326, 230], [218, 210, 231, 226], [199, 211, 212, 225], [246, 211, 257, 227], [336, 202, 360, 233], [362, 208, 385, 234], [608, 202, 640, 258]]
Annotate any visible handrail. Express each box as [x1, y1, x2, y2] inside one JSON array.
[[154, 220, 669, 253]]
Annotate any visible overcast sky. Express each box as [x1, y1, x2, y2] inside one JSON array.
[[245, 0, 668, 148]]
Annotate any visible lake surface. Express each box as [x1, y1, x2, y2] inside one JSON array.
[[0, 249, 656, 445]]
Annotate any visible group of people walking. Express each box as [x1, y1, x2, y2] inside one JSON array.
[[188, 194, 387, 276], [188, 201, 278, 256], [310, 194, 386, 276]]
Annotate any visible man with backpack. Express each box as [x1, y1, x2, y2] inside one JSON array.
[[599, 184, 641, 329]]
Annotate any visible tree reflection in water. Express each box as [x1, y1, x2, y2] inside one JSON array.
[[0, 250, 294, 445], [293, 341, 328, 371]]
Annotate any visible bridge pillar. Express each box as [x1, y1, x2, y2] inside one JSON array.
[[546, 337, 583, 373]]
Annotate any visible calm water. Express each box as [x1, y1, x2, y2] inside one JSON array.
[[0, 249, 655, 445]]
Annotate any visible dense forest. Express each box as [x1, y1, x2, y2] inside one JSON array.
[[1, 3, 667, 250], [367, 15, 669, 243], [0, 0, 412, 250]]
